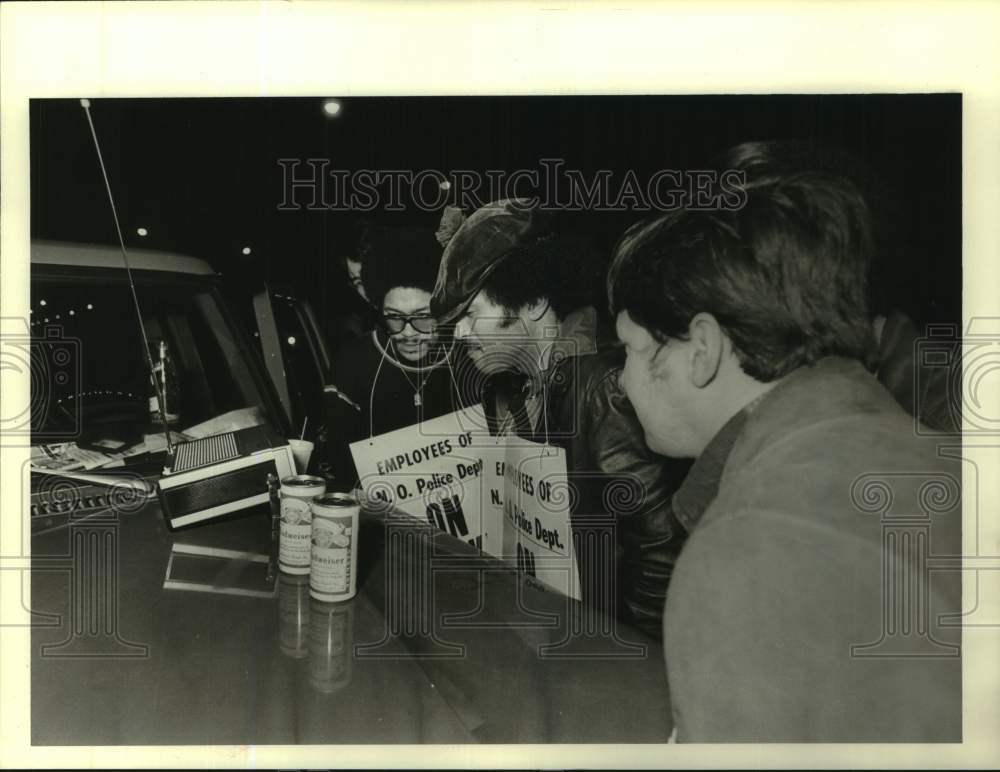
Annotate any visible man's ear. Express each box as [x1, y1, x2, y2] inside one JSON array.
[[524, 298, 553, 324], [687, 312, 724, 388]]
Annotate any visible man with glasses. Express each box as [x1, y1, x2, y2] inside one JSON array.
[[317, 224, 457, 486]]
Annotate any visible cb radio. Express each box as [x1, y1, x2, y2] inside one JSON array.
[[81, 98, 295, 530]]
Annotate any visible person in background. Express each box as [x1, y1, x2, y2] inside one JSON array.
[[318, 225, 458, 487], [326, 219, 379, 352], [431, 199, 691, 638], [345, 250, 368, 304], [608, 144, 961, 741], [873, 310, 961, 433]]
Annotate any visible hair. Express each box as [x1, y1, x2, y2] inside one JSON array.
[[714, 139, 903, 318], [609, 142, 879, 382], [361, 225, 443, 309], [338, 218, 379, 264], [479, 232, 603, 323]]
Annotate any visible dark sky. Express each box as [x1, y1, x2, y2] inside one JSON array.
[[30, 94, 962, 324]]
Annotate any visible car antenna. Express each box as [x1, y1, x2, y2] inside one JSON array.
[[79, 98, 175, 461]]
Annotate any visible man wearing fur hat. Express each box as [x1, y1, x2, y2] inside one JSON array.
[[431, 200, 691, 637]]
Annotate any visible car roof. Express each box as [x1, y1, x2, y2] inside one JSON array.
[[31, 240, 216, 276]]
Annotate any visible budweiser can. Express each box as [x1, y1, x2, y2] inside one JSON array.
[[308, 599, 355, 693], [279, 475, 326, 575], [278, 573, 311, 659], [309, 492, 360, 602]]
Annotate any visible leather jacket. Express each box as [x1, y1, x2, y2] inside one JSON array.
[[479, 307, 692, 637]]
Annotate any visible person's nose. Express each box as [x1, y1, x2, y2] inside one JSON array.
[[398, 322, 420, 340], [454, 317, 472, 340]]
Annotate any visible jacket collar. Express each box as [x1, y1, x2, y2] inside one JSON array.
[[725, 356, 896, 473], [549, 305, 600, 364], [671, 356, 891, 531], [487, 306, 603, 402], [539, 306, 606, 400], [671, 407, 748, 532]]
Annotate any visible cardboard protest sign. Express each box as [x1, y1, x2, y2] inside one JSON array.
[[350, 406, 494, 552], [478, 440, 507, 558], [500, 440, 581, 601], [350, 405, 580, 592]]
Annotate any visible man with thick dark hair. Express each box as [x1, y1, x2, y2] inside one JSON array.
[[609, 148, 961, 741], [431, 199, 691, 637], [317, 224, 457, 486], [360, 225, 445, 311], [713, 139, 961, 433]]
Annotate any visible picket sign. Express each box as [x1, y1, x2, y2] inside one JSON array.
[[498, 439, 581, 601], [350, 406, 495, 552], [478, 438, 507, 558], [351, 406, 581, 600]]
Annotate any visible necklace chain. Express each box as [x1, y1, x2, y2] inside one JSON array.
[[393, 341, 432, 406]]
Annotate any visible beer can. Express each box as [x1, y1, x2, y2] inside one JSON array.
[[279, 475, 326, 575], [278, 573, 311, 659], [308, 599, 355, 693], [309, 492, 360, 602]]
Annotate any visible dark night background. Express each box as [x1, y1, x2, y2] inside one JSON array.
[[30, 94, 962, 337]]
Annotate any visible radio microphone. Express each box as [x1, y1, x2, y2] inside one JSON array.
[[79, 97, 175, 461]]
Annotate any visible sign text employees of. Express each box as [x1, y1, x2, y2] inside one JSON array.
[[350, 406, 492, 551], [500, 441, 581, 601]]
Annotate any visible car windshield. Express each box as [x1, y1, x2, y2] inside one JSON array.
[[30, 268, 277, 473]]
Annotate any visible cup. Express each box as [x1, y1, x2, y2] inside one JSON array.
[[288, 438, 315, 473]]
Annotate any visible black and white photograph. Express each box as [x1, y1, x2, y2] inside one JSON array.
[[1, 2, 999, 769]]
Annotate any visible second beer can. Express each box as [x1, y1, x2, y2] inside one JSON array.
[[279, 474, 326, 574], [309, 492, 360, 602], [308, 599, 355, 693]]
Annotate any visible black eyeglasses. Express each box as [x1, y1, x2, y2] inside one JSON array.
[[383, 313, 437, 335]]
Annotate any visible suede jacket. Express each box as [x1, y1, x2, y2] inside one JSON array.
[[663, 357, 962, 742]]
